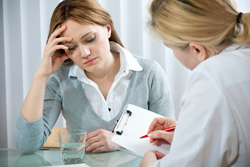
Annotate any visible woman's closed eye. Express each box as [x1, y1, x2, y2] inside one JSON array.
[[85, 34, 96, 43], [68, 45, 77, 51], [65, 34, 96, 52]]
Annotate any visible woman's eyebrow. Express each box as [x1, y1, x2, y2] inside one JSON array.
[[64, 41, 74, 44], [81, 32, 91, 40], [64, 32, 92, 44]]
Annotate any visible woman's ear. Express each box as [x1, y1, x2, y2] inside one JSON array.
[[106, 25, 111, 38], [189, 43, 209, 62]]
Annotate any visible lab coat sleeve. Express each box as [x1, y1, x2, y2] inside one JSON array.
[[151, 67, 239, 167]]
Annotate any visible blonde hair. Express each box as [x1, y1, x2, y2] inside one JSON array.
[[148, 0, 250, 54]]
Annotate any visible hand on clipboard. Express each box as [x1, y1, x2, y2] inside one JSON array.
[[108, 104, 174, 158]]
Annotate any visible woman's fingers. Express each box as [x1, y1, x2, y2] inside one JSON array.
[[57, 50, 70, 62], [147, 117, 177, 134], [88, 141, 116, 153], [46, 45, 68, 58], [154, 125, 165, 131], [85, 135, 115, 153], [37, 25, 71, 77], [85, 129, 106, 152], [44, 24, 72, 60], [86, 130, 100, 142], [91, 145, 106, 153], [148, 117, 168, 133], [47, 24, 61, 45], [85, 129, 116, 153], [153, 150, 165, 159], [85, 139, 102, 152], [44, 37, 72, 59], [49, 37, 72, 48], [139, 150, 158, 167], [47, 25, 66, 45], [148, 131, 174, 144], [85, 133, 100, 151]]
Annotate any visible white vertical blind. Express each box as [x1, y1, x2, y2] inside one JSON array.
[[0, 0, 249, 149], [0, 0, 7, 149], [3, 0, 24, 149], [20, 0, 41, 100], [39, 0, 62, 58]]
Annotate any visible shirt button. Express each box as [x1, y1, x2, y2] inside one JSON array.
[[108, 108, 111, 111]]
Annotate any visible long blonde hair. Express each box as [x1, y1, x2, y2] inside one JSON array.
[[148, 0, 250, 53]]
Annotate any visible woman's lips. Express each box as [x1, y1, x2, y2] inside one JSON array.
[[84, 58, 96, 65]]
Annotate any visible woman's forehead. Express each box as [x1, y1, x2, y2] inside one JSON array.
[[60, 20, 95, 29], [60, 20, 100, 37]]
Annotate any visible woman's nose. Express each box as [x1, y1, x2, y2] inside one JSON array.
[[80, 45, 91, 58]]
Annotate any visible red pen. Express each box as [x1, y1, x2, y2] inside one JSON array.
[[139, 126, 176, 139]]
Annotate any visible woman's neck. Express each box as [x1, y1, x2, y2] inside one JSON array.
[[213, 43, 232, 56], [85, 52, 120, 84]]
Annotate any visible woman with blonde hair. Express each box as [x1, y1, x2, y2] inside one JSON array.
[[140, 0, 250, 166], [14, 0, 174, 154]]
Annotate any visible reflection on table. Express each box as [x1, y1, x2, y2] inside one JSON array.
[[0, 148, 141, 167], [15, 153, 51, 167]]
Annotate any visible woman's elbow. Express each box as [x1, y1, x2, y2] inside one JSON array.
[[14, 134, 43, 154], [15, 142, 42, 154]]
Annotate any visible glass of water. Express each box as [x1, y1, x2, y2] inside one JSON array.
[[58, 129, 87, 164]]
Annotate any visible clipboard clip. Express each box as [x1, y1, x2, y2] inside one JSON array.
[[112, 110, 132, 135]]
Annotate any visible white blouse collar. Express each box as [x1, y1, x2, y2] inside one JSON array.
[[68, 41, 142, 84]]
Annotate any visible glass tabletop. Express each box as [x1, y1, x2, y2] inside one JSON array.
[[0, 148, 141, 167]]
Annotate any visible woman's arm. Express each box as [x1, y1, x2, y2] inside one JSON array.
[[21, 25, 71, 122], [148, 61, 174, 118], [20, 73, 49, 122], [14, 25, 71, 154]]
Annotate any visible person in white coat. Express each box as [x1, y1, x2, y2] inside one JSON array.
[[139, 0, 250, 166]]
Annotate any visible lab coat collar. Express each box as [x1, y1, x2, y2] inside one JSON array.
[[219, 44, 246, 55], [193, 44, 247, 71]]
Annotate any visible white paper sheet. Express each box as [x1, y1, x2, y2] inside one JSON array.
[[112, 104, 171, 157]]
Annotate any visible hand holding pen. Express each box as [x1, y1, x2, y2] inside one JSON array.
[[140, 126, 176, 139], [144, 117, 177, 145]]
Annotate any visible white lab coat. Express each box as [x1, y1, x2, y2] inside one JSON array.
[[152, 45, 250, 167]]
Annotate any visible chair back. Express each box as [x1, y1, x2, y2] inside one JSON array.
[[43, 127, 66, 148]]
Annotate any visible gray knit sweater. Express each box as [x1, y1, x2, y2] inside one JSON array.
[[14, 55, 174, 154]]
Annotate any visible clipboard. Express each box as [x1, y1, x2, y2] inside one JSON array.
[[107, 104, 171, 158]]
